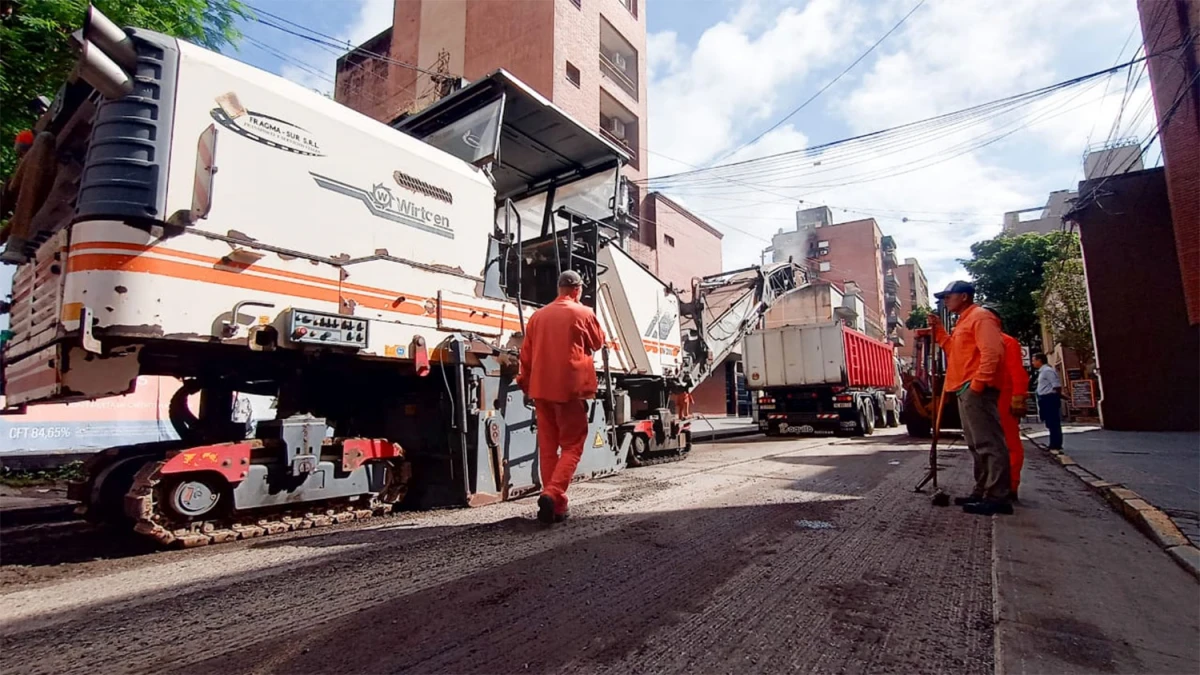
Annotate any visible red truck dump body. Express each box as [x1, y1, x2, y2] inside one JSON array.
[[842, 327, 898, 388]]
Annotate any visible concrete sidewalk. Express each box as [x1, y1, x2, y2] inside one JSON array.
[[1026, 426, 1200, 548], [995, 449, 1200, 674], [686, 415, 760, 442]]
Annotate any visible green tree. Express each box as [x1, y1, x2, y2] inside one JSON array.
[[1037, 256, 1094, 366], [0, 0, 249, 177], [959, 231, 1075, 345], [905, 305, 932, 330]]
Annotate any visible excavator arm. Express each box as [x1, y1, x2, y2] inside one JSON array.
[[677, 262, 808, 391]]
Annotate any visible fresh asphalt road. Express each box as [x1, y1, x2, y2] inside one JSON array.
[[0, 430, 1195, 674]]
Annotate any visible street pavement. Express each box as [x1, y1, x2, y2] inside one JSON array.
[[0, 430, 1196, 674]]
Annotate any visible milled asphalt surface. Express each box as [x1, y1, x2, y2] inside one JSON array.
[[0, 429, 1195, 674]]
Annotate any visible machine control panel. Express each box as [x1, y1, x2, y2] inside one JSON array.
[[285, 309, 368, 349]]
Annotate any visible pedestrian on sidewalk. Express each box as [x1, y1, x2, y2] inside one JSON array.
[[1032, 353, 1064, 450], [983, 307, 1030, 501], [929, 281, 1013, 515], [517, 270, 606, 524]]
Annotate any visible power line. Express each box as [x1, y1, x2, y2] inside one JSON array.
[[244, 2, 457, 80], [641, 49, 1167, 187], [714, 0, 926, 163]]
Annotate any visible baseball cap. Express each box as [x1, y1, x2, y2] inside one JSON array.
[[557, 270, 583, 287], [934, 280, 975, 299]]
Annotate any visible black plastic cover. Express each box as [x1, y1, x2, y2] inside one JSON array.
[[75, 28, 179, 224]]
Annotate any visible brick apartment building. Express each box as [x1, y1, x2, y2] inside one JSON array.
[[1138, 0, 1198, 325], [334, 0, 647, 187], [767, 206, 894, 340], [893, 257, 930, 365]]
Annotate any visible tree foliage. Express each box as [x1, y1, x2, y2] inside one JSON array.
[[905, 305, 932, 330], [1037, 256, 1094, 366], [0, 0, 249, 177], [959, 231, 1077, 346]]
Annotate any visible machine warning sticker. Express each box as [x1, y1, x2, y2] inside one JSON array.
[[310, 173, 455, 239], [593, 431, 606, 447], [643, 308, 677, 340], [210, 92, 324, 157]]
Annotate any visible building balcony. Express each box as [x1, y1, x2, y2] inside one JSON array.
[[599, 53, 638, 101], [600, 17, 639, 102], [886, 291, 901, 310], [884, 272, 900, 292], [887, 313, 902, 329]]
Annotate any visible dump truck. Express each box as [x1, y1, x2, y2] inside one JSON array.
[[745, 322, 901, 436], [0, 7, 804, 546]]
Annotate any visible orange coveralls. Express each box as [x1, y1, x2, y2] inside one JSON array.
[[517, 294, 606, 514], [998, 334, 1029, 493]]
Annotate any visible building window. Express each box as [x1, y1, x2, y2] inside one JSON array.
[[818, 261, 831, 272], [664, 234, 675, 247], [817, 240, 829, 249], [620, 0, 638, 18], [566, 61, 581, 87]]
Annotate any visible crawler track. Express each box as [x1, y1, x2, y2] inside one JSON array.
[[124, 457, 411, 548]]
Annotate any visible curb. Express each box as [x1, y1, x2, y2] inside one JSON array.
[[1038, 443, 1200, 581]]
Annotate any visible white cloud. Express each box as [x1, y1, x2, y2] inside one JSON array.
[[645, 0, 1141, 297], [646, 0, 863, 169], [277, 0, 394, 95]]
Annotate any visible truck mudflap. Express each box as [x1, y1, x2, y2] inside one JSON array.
[[761, 413, 848, 436]]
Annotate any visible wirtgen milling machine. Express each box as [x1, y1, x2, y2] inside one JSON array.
[[0, 7, 805, 546]]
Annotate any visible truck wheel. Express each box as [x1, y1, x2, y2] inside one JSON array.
[[886, 409, 900, 428], [863, 406, 876, 436]]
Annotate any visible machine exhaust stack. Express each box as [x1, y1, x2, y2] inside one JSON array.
[[73, 5, 136, 99]]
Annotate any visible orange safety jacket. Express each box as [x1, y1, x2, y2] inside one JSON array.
[[931, 304, 1003, 391], [517, 294, 606, 403], [999, 333, 1029, 407]]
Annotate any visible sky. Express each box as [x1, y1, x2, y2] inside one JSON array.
[[0, 0, 1157, 313]]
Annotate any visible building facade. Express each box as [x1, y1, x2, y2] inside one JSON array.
[[1138, 0, 1199, 326], [1070, 168, 1198, 431], [768, 207, 888, 340], [893, 257, 929, 365]]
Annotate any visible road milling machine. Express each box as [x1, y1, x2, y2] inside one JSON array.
[[0, 7, 806, 546]]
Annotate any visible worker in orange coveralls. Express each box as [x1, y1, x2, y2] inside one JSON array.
[[517, 270, 606, 524], [674, 391, 694, 419], [982, 307, 1030, 501]]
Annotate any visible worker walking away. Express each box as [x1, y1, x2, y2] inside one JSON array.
[[982, 307, 1030, 501], [929, 281, 1013, 515], [517, 270, 606, 524], [1032, 353, 1064, 450]]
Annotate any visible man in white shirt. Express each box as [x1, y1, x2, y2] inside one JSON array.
[[1032, 353, 1063, 450]]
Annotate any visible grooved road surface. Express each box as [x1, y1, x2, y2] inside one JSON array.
[[2, 431, 1192, 674]]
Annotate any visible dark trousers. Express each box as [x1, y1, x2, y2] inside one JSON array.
[[958, 387, 1011, 501], [1038, 393, 1063, 449]]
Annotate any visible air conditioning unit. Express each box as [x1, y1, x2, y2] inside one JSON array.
[[608, 117, 627, 138], [612, 51, 628, 71]]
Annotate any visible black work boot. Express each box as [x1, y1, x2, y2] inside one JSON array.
[[954, 494, 984, 506], [963, 499, 1014, 516], [537, 495, 556, 524]]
